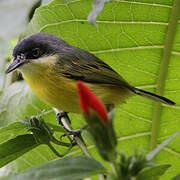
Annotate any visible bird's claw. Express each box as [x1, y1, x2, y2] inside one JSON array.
[[56, 110, 88, 146], [56, 111, 71, 125], [60, 125, 88, 146]]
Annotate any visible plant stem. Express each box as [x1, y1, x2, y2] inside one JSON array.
[[47, 142, 73, 157], [51, 136, 72, 147], [150, 0, 180, 150], [47, 143, 63, 157], [111, 160, 121, 180]]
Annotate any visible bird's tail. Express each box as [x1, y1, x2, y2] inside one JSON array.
[[133, 88, 175, 105]]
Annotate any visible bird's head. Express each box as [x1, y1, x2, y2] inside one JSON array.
[[6, 33, 67, 74]]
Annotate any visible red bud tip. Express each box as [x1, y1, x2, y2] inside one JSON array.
[[77, 81, 108, 123]]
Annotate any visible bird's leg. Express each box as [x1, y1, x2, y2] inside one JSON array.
[[56, 110, 88, 145], [65, 124, 88, 136], [56, 110, 71, 125], [64, 124, 88, 145]]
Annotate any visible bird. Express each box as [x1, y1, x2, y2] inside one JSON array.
[[6, 33, 175, 114]]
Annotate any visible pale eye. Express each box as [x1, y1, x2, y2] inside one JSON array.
[[32, 48, 41, 58]]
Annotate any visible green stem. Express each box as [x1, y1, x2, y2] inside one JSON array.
[[111, 160, 121, 180], [47, 142, 73, 157], [51, 136, 72, 147], [150, 0, 180, 150], [47, 143, 64, 157]]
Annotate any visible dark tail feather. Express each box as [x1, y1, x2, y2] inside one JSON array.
[[134, 88, 175, 105]]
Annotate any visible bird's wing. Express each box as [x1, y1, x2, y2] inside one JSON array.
[[56, 46, 133, 90]]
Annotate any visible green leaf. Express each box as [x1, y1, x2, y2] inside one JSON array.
[[10, 156, 106, 180], [137, 164, 171, 180], [0, 122, 30, 144], [0, 134, 39, 168]]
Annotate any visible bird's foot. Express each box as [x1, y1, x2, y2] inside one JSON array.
[[56, 110, 88, 145], [56, 110, 71, 125], [63, 124, 88, 145]]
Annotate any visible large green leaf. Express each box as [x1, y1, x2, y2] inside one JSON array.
[[1, 0, 180, 179], [10, 156, 106, 180]]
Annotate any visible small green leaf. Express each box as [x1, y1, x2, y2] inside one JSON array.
[[0, 134, 39, 168], [137, 164, 171, 180], [10, 156, 106, 180], [0, 122, 30, 144]]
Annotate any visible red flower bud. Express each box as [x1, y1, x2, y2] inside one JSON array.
[[77, 81, 108, 123]]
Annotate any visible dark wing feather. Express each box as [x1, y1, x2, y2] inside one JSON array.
[[54, 45, 175, 106], [56, 46, 134, 91]]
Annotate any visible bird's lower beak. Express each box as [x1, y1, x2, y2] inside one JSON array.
[[5, 58, 25, 74]]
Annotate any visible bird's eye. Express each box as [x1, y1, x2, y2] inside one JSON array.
[[32, 48, 41, 58]]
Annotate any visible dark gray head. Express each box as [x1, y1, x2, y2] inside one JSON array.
[[6, 33, 68, 73]]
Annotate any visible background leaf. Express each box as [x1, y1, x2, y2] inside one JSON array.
[[0, 134, 39, 168], [10, 156, 106, 180], [137, 164, 171, 180], [1, 0, 180, 179], [0, 81, 39, 126], [0, 0, 37, 41], [0, 122, 30, 144]]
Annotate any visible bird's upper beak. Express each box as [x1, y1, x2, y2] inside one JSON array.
[[5, 56, 26, 74]]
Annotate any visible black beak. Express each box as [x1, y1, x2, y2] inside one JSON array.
[[5, 57, 25, 74]]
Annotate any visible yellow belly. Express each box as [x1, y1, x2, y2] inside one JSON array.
[[23, 74, 131, 113], [20, 57, 131, 113], [22, 69, 81, 113]]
